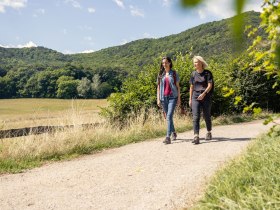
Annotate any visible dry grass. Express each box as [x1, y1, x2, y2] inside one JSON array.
[[0, 106, 193, 173], [0, 98, 107, 129], [0, 99, 269, 174]]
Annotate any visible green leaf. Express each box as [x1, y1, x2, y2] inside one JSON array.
[[235, 0, 246, 14], [253, 107, 262, 116], [263, 116, 273, 125], [180, 0, 203, 7], [243, 106, 251, 113], [223, 88, 235, 97], [234, 96, 243, 105]]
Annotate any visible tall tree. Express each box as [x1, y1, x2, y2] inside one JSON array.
[[77, 77, 92, 98]]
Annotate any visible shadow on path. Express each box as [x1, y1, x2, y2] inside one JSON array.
[[172, 137, 251, 144]]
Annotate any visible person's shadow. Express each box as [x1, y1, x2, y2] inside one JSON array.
[[172, 137, 251, 144]]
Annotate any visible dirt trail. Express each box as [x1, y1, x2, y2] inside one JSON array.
[[0, 119, 278, 210]]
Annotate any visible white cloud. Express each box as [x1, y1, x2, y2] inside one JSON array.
[[197, 0, 235, 19], [79, 49, 95, 54], [84, 36, 93, 41], [162, 0, 172, 7], [0, 41, 37, 48], [88, 7, 95, 13], [197, 9, 206, 19], [33, 8, 45, 17], [120, 39, 128, 45], [64, 0, 81, 9], [120, 33, 156, 46], [64, 49, 95, 54], [63, 50, 74, 54], [196, 0, 263, 20], [83, 36, 95, 47], [244, 1, 263, 13], [113, 0, 125, 9], [143, 32, 151, 38], [18, 41, 37, 48], [143, 32, 156, 39], [78, 25, 93, 31], [129, 5, 144, 17], [0, 0, 27, 13]]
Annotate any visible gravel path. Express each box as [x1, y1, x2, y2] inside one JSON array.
[[0, 119, 277, 210]]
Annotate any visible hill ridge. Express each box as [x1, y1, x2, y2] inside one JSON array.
[[0, 11, 261, 72]]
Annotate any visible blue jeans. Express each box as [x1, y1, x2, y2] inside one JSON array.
[[191, 92, 212, 135], [161, 96, 177, 137]]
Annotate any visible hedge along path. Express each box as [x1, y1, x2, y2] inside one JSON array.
[[0, 119, 278, 210]]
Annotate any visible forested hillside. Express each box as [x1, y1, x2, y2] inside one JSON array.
[[0, 11, 266, 100], [70, 11, 262, 71], [0, 47, 71, 70], [1, 11, 260, 73]]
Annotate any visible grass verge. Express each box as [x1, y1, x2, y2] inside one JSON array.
[[0, 109, 271, 174], [191, 124, 280, 209]]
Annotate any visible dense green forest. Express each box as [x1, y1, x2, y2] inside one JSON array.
[[70, 11, 263, 71], [2, 10, 279, 117], [0, 11, 261, 100], [1, 11, 261, 73]]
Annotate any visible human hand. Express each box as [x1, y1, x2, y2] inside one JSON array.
[[197, 93, 206, 101], [157, 100, 161, 107]]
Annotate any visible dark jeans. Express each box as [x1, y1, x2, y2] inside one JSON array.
[[191, 92, 212, 135], [161, 96, 177, 137]]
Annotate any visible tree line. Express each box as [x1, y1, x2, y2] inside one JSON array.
[[0, 65, 126, 99]]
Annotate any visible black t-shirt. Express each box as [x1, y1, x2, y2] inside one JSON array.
[[190, 70, 213, 92]]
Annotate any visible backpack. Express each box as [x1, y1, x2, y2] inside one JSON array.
[[192, 70, 214, 94]]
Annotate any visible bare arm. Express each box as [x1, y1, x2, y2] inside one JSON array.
[[205, 82, 213, 94], [176, 81, 181, 106], [189, 84, 193, 107], [157, 84, 160, 107]]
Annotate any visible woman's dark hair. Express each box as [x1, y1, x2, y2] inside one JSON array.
[[158, 56, 173, 78]]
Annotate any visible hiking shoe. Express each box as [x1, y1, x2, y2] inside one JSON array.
[[192, 134, 199, 143], [163, 137, 171, 144], [171, 132, 177, 141], [205, 132, 212, 140], [193, 136, 200, 144]]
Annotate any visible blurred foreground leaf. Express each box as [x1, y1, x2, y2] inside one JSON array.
[[181, 0, 203, 7]]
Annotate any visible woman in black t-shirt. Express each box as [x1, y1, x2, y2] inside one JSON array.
[[189, 56, 213, 144]]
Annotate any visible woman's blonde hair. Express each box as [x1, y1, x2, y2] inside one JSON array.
[[193, 55, 208, 69]]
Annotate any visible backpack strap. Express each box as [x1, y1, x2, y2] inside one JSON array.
[[173, 70, 177, 85], [192, 71, 196, 78]]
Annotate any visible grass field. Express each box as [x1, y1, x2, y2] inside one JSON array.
[[192, 126, 280, 209], [0, 98, 108, 129]]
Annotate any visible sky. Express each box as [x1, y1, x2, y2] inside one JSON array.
[[0, 0, 263, 54]]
